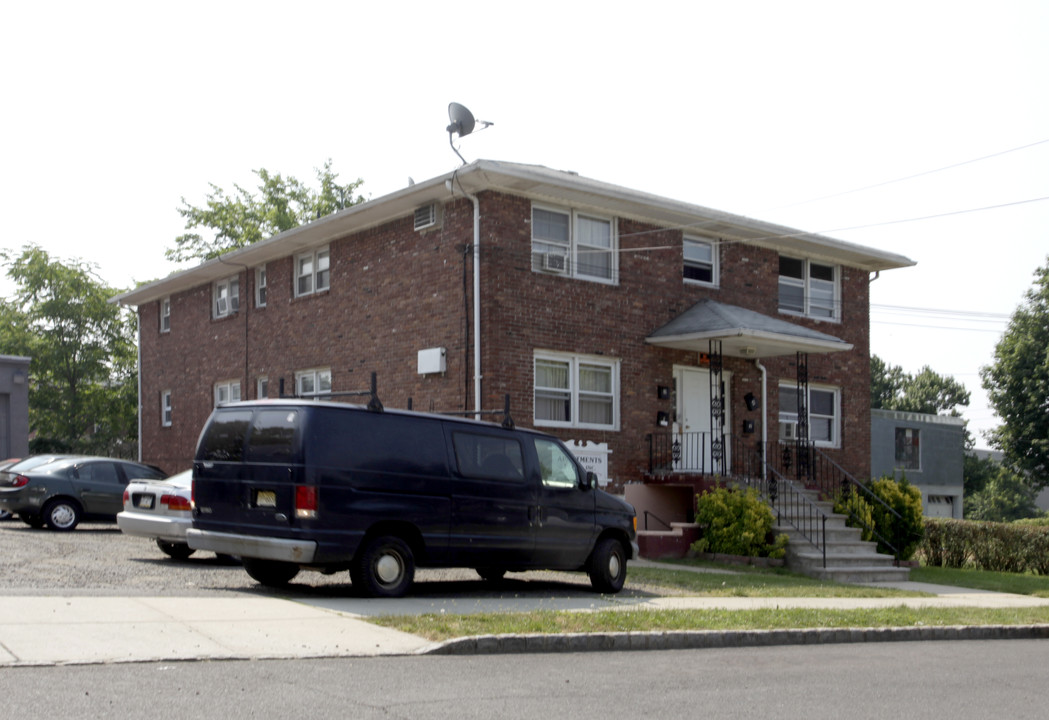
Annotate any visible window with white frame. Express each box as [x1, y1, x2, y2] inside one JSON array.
[[683, 237, 718, 285], [778, 256, 838, 320], [295, 247, 330, 297], [213, 276, 240, 319], [161, 391, 172, 427], [296, 368, 331, 398], [256, 376, 269, 400], [214, 380, 241, 407], [895, 427, 921, 470], [778, 383, 839, 447], [534, 352, 619, 429], [255, 266, 267, 307], [160, 297, 171, 332], [531, 206, 617, 283]]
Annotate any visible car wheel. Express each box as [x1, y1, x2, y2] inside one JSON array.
[[242, 558, 299, 587], [351, 535, 415, 598], [0, 509, 11, 521], [587, 538, 627, 594], [20, 513, 45, 529], [476, 567, 507, 583], [156, 539, 196, 560], [43, 498, 82, 532]]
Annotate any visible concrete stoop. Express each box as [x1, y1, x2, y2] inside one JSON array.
[[774, 513, 911, 585]]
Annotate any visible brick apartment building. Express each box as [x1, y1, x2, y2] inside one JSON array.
[[115, 159, 913, 526]]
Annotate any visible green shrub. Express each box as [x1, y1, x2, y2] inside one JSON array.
[[834, 489, 875, 542], [920, 518, 1049, 574], [866, 475, 925, 561], [690, 485, 784, 558]]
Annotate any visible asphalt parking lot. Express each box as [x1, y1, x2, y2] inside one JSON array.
[[0, 517, 638, 601]]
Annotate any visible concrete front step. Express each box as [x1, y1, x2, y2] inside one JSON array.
[[775, 524, 868, 544]]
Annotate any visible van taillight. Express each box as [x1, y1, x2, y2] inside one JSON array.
[[295, 485, 318, 519]]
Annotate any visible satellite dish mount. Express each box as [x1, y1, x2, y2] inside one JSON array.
[[446, 102, 492, 166]]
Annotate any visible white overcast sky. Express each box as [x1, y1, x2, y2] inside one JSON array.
[[2, 1, 1047, 450]]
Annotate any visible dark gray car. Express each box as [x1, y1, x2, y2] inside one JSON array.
[[0, 456, 166, 531]]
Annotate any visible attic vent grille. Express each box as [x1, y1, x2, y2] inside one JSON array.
[[414, 204, 437, 231]]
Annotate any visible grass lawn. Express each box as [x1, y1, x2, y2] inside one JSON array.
[[370, 560, 1049, 641], [374, 606, 1049, 642], [911, 565, 1049, 597], [625, 563, 925, 598]]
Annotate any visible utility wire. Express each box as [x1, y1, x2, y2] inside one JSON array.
[[769, 138, 1049, 210]]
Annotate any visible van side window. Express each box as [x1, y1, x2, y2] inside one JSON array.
[[198, 410, 253, 461], [534, 438, 580, 489], [308, 409, 446, 475], [453, 432, 525, 482], [246, 409, 299, 463]]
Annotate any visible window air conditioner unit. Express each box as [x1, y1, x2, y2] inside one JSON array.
[[541, 252, 568, 273], [414, 204, 438, 231]]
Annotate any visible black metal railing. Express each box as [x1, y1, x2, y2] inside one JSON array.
[[642, 510, 674, 531], [645, 430, 909, 568], [731, 437, 828, 568], [647, 430, 723, 475]]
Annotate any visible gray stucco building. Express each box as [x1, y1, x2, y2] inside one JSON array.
[[0, 355, 30, 460], [871, 408, 965, 519]]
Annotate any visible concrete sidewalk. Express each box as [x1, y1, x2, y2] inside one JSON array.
[[2, 579, 1048, 666]]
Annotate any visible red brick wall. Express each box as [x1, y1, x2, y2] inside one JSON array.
[[138, 189, 873, 485]]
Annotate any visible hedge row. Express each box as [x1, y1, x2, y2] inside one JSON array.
[[921, 518, 1049, 574]]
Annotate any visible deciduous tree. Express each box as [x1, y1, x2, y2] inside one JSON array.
[[166, 159, 365, 263], [870, 354, 970, 416], [981, 256, 1049, 491], [1, 246, 137, 456]]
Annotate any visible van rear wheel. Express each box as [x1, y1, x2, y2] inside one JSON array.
[[351, 535, 414, 598], [242, 558, 299, 587], [588, 538, 627, 594]]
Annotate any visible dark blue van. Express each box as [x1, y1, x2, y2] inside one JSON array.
[[186, 400, 638, 597]]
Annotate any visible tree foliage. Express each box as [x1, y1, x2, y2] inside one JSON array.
[[166, 159, 366, 263], [0, 246, 137, 457], [981, 257, 1049, 491], [965, 464, 1041, 523], [870, 354, 970, 416]]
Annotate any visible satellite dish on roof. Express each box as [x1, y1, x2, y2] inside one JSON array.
[[447, 102, 476, 138], [446, 102, 493, 166]]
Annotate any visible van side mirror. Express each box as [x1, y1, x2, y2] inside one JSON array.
[[582, 471, 597, 490]]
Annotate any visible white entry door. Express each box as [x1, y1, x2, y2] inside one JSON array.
[[674, 367, 730, 473]]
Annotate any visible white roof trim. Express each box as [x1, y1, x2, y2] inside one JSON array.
[[113, 159, 915, 307]]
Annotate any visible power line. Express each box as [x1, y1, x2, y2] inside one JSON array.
[[615, 138, 1049, 244], [769, 138, 1049, 211]]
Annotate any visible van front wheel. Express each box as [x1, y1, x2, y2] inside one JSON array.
[[352, 536, 414, 598], [243, 558, 299, 587], [588, 538, 627, 594]]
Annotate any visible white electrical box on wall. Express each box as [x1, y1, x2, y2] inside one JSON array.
[[417, 347, 447, 375]]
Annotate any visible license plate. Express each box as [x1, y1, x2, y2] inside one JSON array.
[[136, 495, 155, 509], [255, 490, 276, 508]]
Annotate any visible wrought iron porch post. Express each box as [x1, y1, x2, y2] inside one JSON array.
[[709, 340, 726, 476], [795, 352, 811, 485]]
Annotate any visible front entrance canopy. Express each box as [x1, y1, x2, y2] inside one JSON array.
[[645, 299, 853, 358]]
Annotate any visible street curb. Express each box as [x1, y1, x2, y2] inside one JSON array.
[[420, 624, 1049, 655]]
